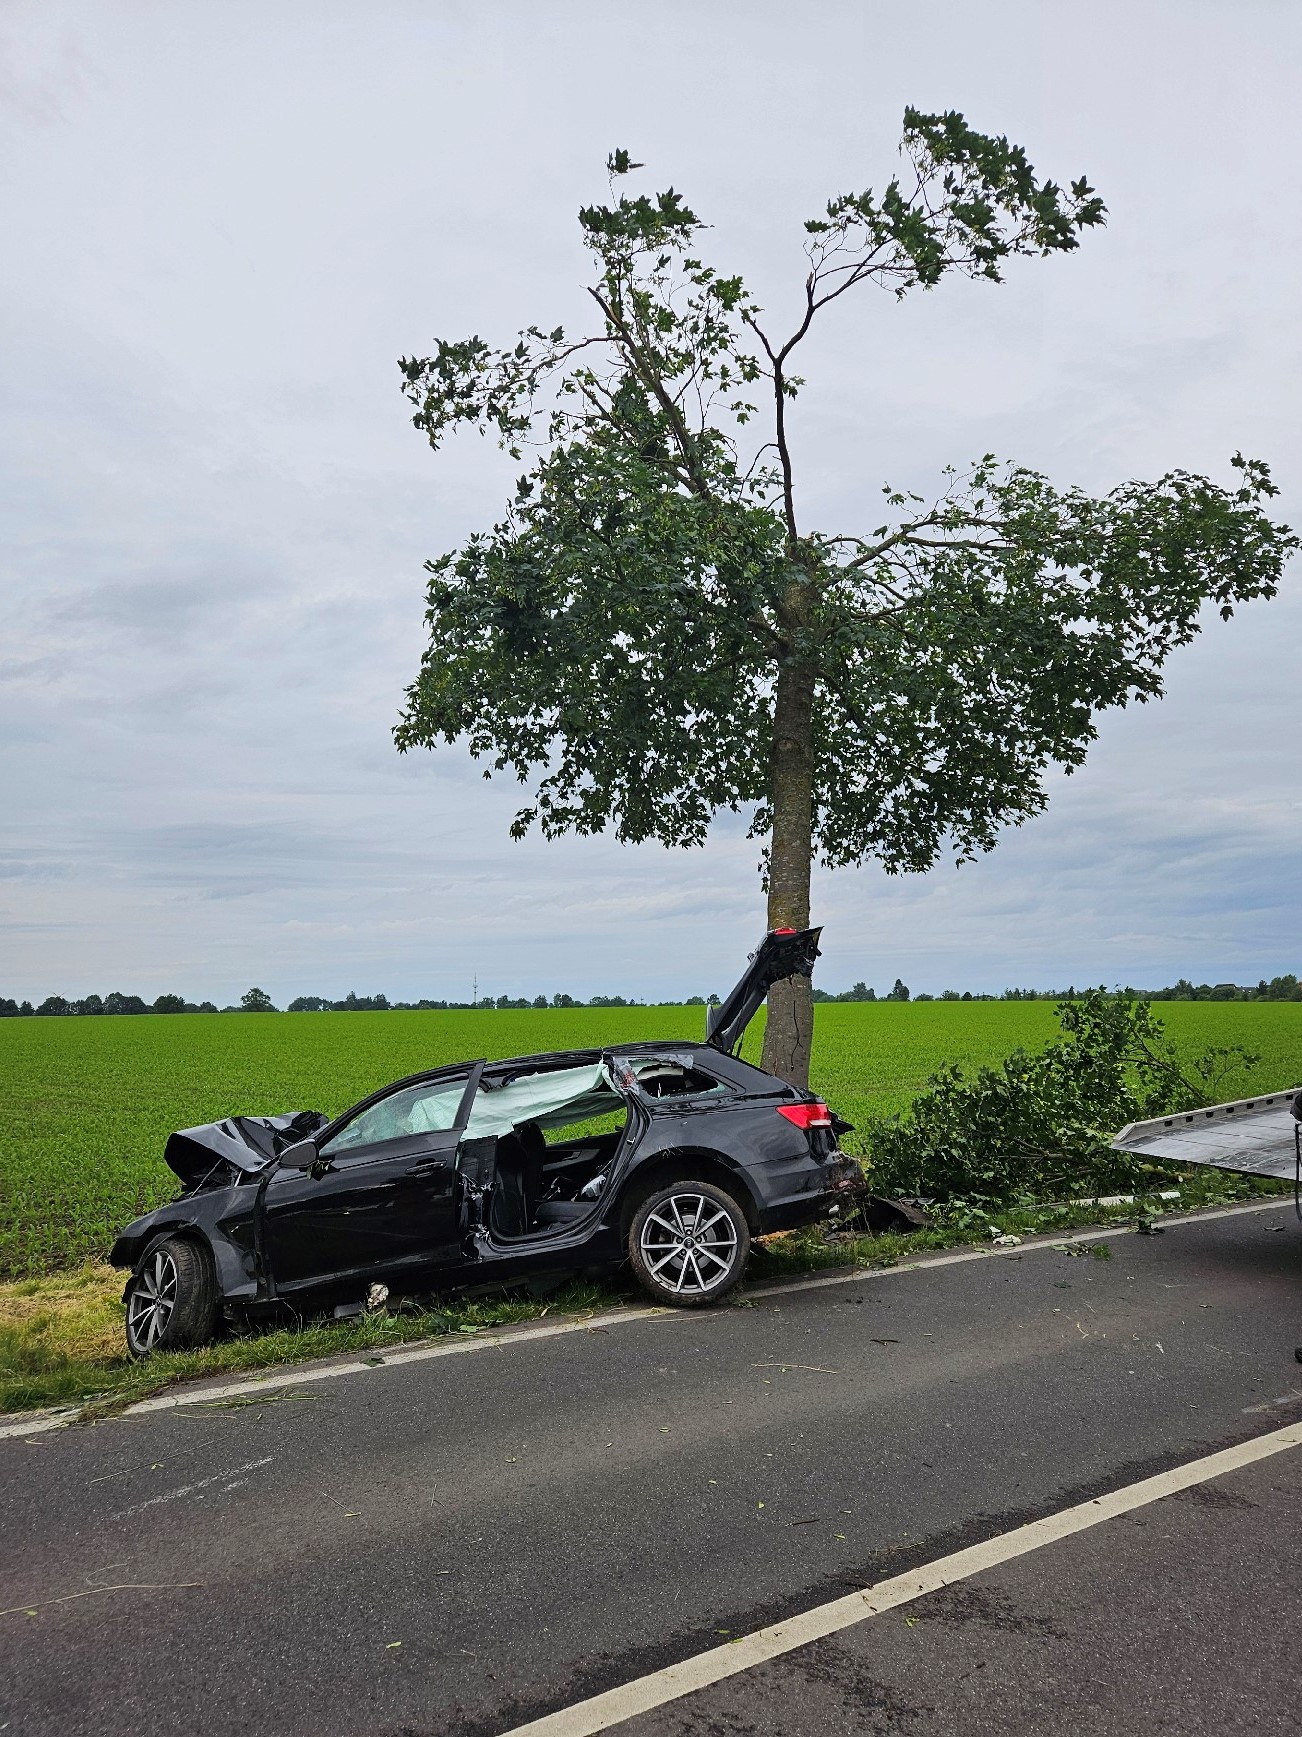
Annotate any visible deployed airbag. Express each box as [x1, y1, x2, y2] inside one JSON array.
[[465, 1063, 621, 1138]]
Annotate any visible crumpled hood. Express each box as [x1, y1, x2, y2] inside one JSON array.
[[163, 1110, 330, 1189]]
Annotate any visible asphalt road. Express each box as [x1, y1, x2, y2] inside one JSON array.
[[620, 1449, 1302, 1737], [3, 1203, 1302, 1737]]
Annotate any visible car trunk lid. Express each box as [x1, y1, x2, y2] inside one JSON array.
[[704, 927, 822, 1055]]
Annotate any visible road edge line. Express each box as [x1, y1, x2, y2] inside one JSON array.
[[123, 1306, 672, 1416], [751, 1197, 1287, 1299], [0, 1196, 1286, 1441], [497, 1418, 1302, 1737], [0, 1307, 673, 1439]]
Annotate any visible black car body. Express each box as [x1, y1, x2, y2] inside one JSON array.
[[111, 929, 862, 1353]]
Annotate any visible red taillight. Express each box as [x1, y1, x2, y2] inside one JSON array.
[[777, 1101, 832, 1130], [772, 926, 796, 935]]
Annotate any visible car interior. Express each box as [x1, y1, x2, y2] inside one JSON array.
[[489, 1119, 624, 1239], [477, 1056, 733, 1241]]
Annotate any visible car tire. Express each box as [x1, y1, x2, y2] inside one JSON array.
[[124, 1236, 220, 1358], [628, 1180, 750, 1308]]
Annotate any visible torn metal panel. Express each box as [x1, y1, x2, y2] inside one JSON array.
[[163, 1111, 329, 1189]]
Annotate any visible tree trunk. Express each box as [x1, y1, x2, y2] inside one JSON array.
[[761, 655, 816, 1089]]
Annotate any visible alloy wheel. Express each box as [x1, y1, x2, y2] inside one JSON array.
[[638, 1192, 739, 1296], [127, 1248, 179, 1352]]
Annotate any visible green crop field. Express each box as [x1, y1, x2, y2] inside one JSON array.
[[1, 1000, 1299, 1277]]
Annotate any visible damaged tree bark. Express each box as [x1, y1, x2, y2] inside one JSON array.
[[762, 587, 817, 1085]]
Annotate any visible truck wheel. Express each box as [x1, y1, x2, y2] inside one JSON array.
[[629, 1181, 750, 1307], [125, 1237, 220, 1357]]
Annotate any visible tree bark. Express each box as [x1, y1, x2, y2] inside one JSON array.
[[761, 654, 816, 1088]]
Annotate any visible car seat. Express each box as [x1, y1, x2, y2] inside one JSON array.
[[490, 1123, 588, 1237], [516, 1122, 589, 1230]]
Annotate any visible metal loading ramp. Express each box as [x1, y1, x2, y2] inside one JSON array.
[[1112, 1088, 1301, 1178]]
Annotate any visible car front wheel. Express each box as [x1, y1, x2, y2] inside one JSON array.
[[628, 1180, 750, 1307], [124, 1237, 220, 1357]]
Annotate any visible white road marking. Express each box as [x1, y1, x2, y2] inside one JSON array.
[[0, 1197, 1288, 1442], [753, 1198, 1291, 1300], [0, 1407, 80, 1442], [498, 1419, 1302, 1737], [0, 1311, 672, 1440], [124, 1308, 676, 1417], [108, 1456, 273, 1520]]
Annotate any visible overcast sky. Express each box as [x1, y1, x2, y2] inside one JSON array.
[[2, 0, 1299, 1006]]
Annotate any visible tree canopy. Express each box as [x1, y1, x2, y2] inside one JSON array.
[[396, 110, 1295, 1085]]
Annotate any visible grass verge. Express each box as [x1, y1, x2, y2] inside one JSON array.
[[2, 1168, 1286, 1420], [0, 1271, 614, 1418]]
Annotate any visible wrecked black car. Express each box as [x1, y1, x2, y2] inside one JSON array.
[[111, 928, 861, 1355]]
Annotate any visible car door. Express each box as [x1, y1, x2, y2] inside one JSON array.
[[263, 1063, 484, 1298]]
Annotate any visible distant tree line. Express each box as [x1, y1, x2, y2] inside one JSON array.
[[283, 989, 690, 1012], [821, 974, 1301, 1005], [0, 985, 721, 1016], [3, 972, 1296, 1018], [0, 991, 221, 1018], [996, 974, 1301, 1003], [812, 979, 912, 1003]]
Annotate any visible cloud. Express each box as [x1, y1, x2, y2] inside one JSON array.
[[0, 0, 1299, 1005]]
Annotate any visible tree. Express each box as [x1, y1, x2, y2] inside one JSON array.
[[240, 986, 276, 1013], [333, 991, 389, 1011], [153, 994, 186, 1014], [887, 978, 911, 1002], [396, 113, 1296, 1088]]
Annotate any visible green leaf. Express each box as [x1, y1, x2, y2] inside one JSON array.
[[395, 135, 1292, 939]]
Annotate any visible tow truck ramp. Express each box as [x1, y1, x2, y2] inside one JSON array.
[[1112, 1087, 1300, 1179]]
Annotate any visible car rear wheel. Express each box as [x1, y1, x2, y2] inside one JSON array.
[[628, 1180, 750, 1308], [124, 1237, 219, 1357]]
